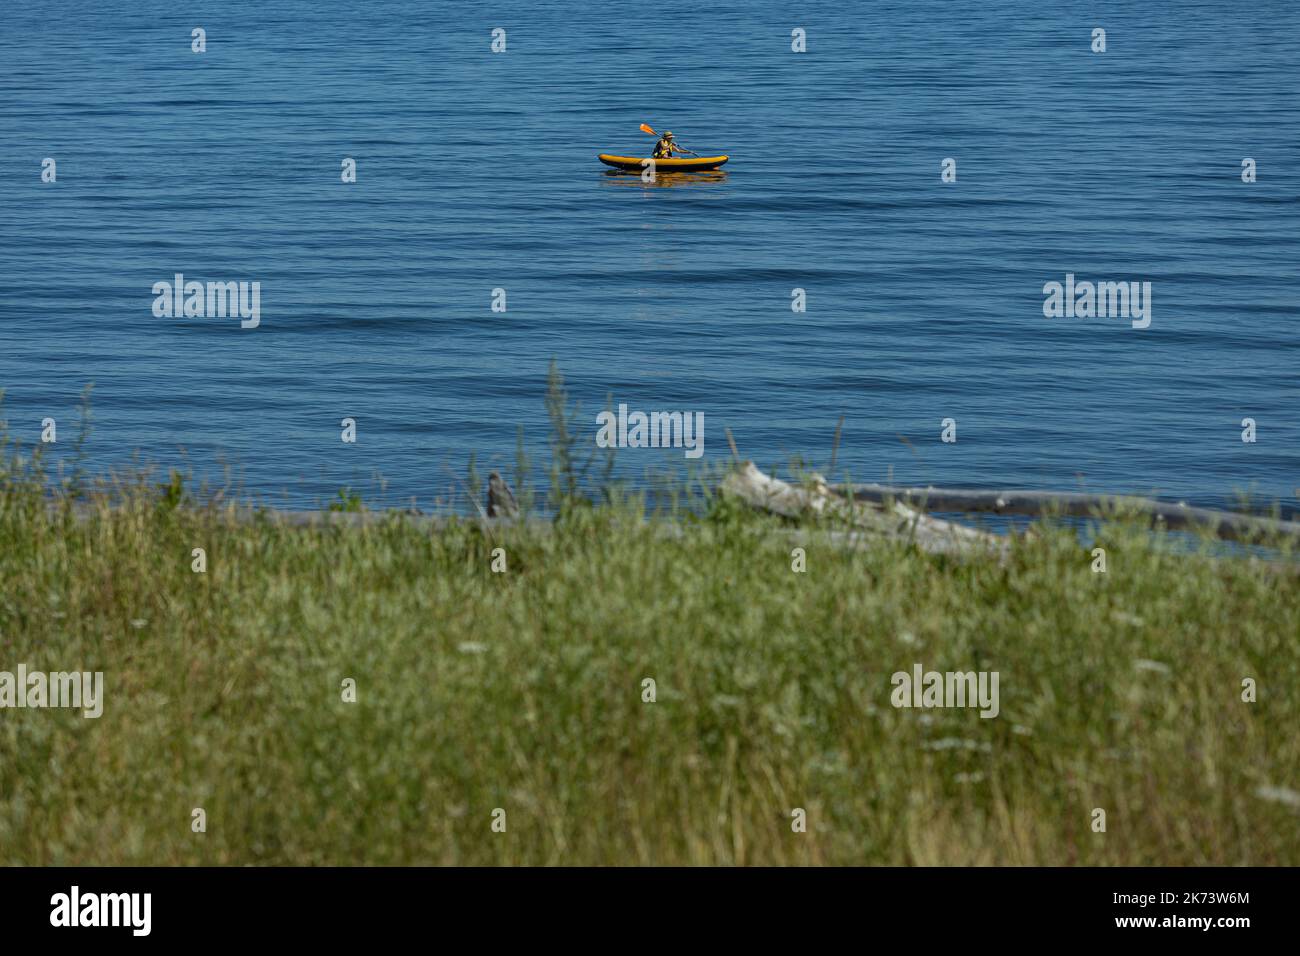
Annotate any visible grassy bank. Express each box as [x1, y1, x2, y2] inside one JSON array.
[[1, 471, 1297, 865]]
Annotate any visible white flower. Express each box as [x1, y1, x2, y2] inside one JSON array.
[[923, 738, 991, 752], [1254, 786, 1300, 809], [1133, 659, 1171, 675]]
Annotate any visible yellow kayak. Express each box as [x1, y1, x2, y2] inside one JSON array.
[[598, 153, 729, 172]]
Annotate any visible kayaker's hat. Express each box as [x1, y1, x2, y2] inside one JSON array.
[[663, 131, 674, 139]]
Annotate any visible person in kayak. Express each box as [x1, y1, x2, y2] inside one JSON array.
[[652, 131, 683, 158]]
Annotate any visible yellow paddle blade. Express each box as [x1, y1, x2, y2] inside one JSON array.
[[639, 123, 656, 135]]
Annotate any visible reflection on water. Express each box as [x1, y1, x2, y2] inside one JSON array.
[[600, 169, 729, 188]]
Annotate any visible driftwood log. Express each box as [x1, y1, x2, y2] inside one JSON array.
[[834, 483, 1300, 544], [722, 461, 1298, 547], [721, 461, 1005, 556]]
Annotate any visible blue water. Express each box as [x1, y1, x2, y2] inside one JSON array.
[[2, 1, 1297, 511]]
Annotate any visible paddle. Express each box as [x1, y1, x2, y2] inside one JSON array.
[[639, 123, 700, 157]]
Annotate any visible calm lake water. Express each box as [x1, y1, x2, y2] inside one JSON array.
[[2, 1, 1297, 511]]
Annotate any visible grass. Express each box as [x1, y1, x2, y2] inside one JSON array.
[[0, 381, 1297, 865]]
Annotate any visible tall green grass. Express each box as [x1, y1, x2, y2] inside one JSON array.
[[0, 384, 1297, 865]]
